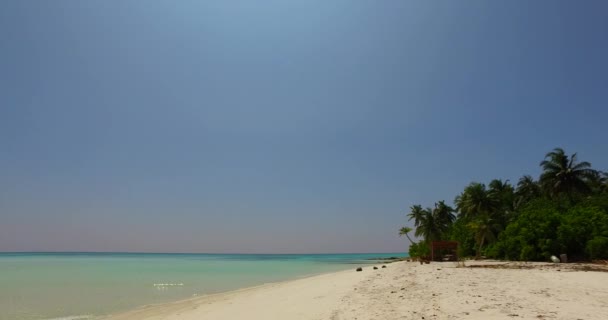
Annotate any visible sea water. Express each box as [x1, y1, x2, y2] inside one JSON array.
[[0, 252, 405, 320]]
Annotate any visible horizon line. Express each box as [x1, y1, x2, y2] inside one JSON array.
[[0, 250, 407, 255]]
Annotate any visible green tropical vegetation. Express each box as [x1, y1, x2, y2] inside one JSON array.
[[400, 148, 608, 261]]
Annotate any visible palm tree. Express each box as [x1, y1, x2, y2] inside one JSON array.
[[489, 179, 512, 195], [455, 182, 498, 220], [398, 227, 416, 245], [415, 208, 441, 242], [516, 175, 541, 199], [588, 170, 608, 194], [468, 214, 501, 259], [488, 179, 515, 224], [514, 175, 542, 209], [407, 205, 425, 227], [489, 179, 514, 205], [414, 202, 454, 243], [539, 148, 596, 197], [434, 200, 455, 227]]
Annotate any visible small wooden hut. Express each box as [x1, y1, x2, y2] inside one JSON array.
[[430, 241, 459, 261]]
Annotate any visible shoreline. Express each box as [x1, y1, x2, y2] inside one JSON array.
[[103, 267, 359, 320], [1, 252, 404, 320], [99, 258, 403, 319], [102, 267, 355, 319], [104, 260, 608, 320]]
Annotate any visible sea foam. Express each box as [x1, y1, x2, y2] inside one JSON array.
[[153, 283, 184, 286]]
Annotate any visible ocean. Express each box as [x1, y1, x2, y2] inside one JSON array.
[[0, 252, 405, 320]]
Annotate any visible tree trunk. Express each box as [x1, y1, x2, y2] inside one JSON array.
[[405, 234, 415, 245], [475, 235, 485, 260]]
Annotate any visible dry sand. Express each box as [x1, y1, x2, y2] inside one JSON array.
[[105, 261, 608, 320]]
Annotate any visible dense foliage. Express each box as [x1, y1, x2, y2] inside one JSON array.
[[400, 148, 608, 261]]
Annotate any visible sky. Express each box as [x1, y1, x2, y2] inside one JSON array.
[[1, 0, 607, 253]]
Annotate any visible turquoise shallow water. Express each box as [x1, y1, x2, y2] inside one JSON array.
[[0, 252, 406, 320]]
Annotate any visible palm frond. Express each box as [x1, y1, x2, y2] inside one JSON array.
[[571, 161, 592, 170]]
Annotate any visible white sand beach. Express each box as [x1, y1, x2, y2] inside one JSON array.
[[106, 261, 608, 320]]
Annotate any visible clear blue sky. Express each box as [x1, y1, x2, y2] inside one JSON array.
[[1, 1, 607, 253]]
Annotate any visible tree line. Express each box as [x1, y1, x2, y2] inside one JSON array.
[[400, 148, 608, 261]]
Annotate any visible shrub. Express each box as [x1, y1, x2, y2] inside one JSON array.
[[447, 218, 476, 257], [490, 199, 561, 261], [490, 198, 608, 261], [586, 237, 608, 260], [557, 205, 608, 259], [408, 241, 430, 259]]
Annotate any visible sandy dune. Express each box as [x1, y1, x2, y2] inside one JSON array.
[[106, 261, 608, 320]]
